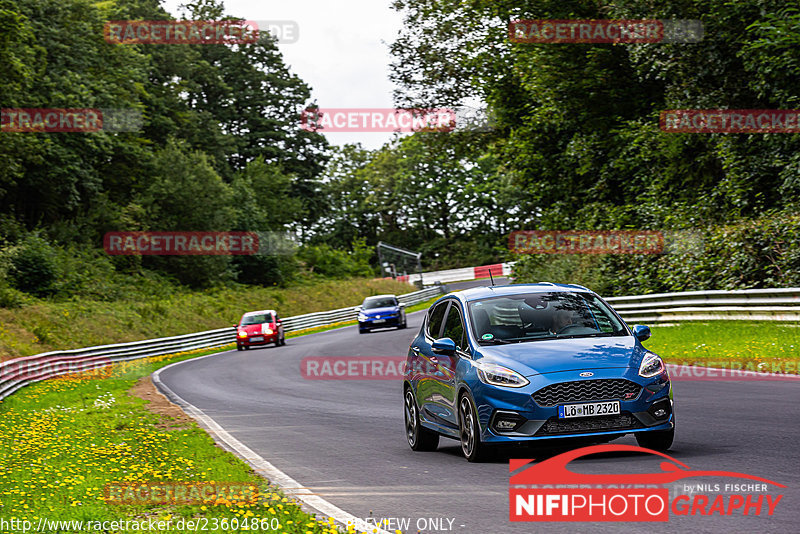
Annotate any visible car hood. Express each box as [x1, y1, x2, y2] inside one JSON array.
[[476, 336, 644, 377], [361, 306, 399, 316], [239, 323, 274, 334]]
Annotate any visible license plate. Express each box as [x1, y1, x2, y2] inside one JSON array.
[[372, 319, 386, 324], [250, 336, 264, 342], [558, 401, 620, 419]]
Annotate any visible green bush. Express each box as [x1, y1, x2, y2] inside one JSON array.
[[233, 254, 298, 287], [0, 286, 29, 308], [5, 235, 59, 297], [297, 240, 374, 279]]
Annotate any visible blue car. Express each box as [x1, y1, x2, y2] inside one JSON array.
[[403, 283, 674, 462], [357, 294, 407, 334]]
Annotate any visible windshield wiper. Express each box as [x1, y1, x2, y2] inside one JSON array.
[[559, 332, 621, 339], [480, 338, 514, 344], [493, 336, 557, 343]]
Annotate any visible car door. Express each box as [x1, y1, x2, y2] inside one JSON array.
[[412, 300, 450, 426], [432, 302, 466, 426]]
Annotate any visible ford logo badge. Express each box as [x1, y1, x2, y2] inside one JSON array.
[[579, 372, 594, 377]]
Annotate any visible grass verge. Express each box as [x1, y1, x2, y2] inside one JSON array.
[[0, 345, 348, 534], [645, 321, 800, 373]]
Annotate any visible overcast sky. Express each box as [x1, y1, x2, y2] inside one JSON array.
[[162, 0, 405, 149]]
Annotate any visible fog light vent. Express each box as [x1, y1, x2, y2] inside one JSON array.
[[647, 398, 671, 420], [491, 411, 525, 433]]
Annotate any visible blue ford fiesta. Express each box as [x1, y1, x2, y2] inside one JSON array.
[[357, 294, 407, 334], [403, 283, 674, 462]]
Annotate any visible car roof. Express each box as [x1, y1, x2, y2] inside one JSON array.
[[242, 309, 277, 316], [363, 294, 397, 300], [447, 282, 594, 303]]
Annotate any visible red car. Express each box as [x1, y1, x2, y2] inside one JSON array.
[[236, 309, 286, 350]]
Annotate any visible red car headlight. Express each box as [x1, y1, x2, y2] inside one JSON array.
[[237, 330, 247, 338]]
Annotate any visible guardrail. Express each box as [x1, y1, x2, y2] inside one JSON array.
[[407, 262, 515, 285], [281, 285, 444, 331], [0, 286, 445, 402], [605, 288, 800, 323]]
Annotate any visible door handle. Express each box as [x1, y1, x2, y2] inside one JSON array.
[[411, 346, 421, 353]]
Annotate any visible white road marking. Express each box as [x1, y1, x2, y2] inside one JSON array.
[[153, 352, 392, 534]]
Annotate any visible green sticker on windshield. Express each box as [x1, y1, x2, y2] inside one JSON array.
[[481, 333, 494, 340]]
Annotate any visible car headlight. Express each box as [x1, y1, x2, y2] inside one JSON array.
[[639, 352, 665, 378], [474, 361, 529, 388], [358, 313, 367, 321], [237, 330, 247, 338], [263, 327, 273, 335]]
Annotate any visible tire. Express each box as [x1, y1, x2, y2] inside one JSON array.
[[636, 419, 675, 451], [404, 388, 439, 451], [280, 334, 286, 346], [236, 344, 243, 351], [399, 317, 407, 329], [459, 393, 491, 462], [359, 328, 367, 335], [274, 336, 280, 347]]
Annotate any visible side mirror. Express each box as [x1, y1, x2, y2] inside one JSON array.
[[233, 324, 238, 328], [632, 325, 651, 342], [432, 337, 456, 354], [354, 306, 362, 311], [399, 303, 405, 308]]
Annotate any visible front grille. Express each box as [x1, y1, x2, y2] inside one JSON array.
[[535, 413, 642, 436], [532, 379, 641, 407]]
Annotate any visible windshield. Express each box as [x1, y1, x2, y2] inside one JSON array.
[[468, 292, 627, 344], [363, 297, 398, 309], [241, 313, 274, 325]]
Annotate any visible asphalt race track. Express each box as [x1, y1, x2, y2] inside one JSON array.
[[158, 281, 799, 534]]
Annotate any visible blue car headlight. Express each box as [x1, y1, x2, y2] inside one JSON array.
[[474, 361, 530, 388], [639, 352, 665, 378], [358, 313, 367, 321]]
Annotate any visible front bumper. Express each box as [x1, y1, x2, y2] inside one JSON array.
[[359, 316, 401, 330], [471, 367, 673, 444], [238, 333, 279, 346]]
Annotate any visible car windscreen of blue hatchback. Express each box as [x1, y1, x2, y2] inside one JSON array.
[[403, 284, 673, 462]]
